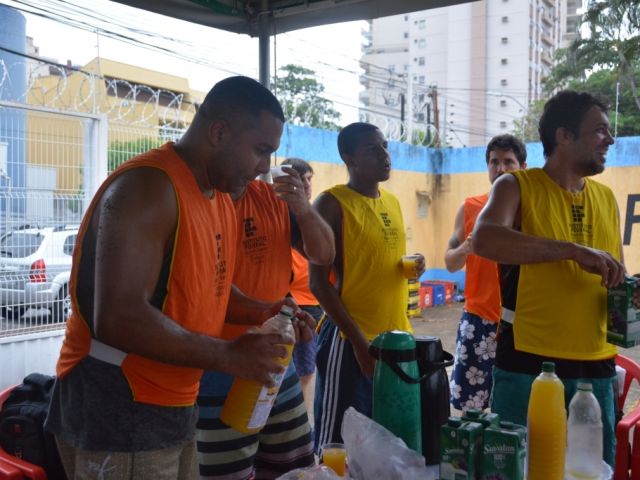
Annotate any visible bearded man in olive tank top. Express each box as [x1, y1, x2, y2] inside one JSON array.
[[473, 90, 626, 466]]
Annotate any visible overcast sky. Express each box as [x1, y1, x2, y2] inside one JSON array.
[[2, 0, 366, 122]]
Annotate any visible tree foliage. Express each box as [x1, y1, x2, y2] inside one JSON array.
[[272, 64, 342, 131], [511, 100, 546, 142], [544, 0, 640, 133], [108, 137, 163, 172]]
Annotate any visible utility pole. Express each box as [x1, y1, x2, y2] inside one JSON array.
[[429, 86, 440, 146], [400, 93, 406, 141], [406, 73, 413, 144]]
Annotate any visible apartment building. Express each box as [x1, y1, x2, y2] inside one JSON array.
[[360, 0, 582, 147]]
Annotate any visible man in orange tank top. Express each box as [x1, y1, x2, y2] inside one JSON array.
[[445, 134, 527, 411], [281, 157, 324, 417], [197, 160, 334, 478], [44, 77, 302, 480]]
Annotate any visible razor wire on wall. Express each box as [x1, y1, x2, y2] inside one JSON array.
[[0, 56, 199, 128]]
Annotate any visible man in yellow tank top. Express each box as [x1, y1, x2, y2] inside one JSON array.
[[474, 90, 626, 466], [445, 134, 527, 412], [309, 122, 425, 449]]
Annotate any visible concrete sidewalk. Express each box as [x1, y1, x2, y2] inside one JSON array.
[[412, 302, 640, 414]]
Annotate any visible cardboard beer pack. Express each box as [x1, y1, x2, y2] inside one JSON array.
[[607, 275, 640, 348]]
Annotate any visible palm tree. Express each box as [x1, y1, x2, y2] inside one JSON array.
[[562, 0, 640, 110]]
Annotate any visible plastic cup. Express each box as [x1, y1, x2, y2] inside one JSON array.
[[270, 165, 288, 180], [321, 442, 347, 477], [401, 254, 420, 279]]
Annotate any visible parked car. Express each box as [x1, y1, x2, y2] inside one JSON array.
[[0, 225, 77, 323]]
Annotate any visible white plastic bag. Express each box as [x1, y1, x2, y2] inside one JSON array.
[[276, 465, 341, 479], [341, 407, 436, 480]]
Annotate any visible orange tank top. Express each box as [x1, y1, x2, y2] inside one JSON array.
[[56, 143, 237, 406], [290, 249, 318, 306], [463, 193, 501, 322], [220, 180, 292, 340]]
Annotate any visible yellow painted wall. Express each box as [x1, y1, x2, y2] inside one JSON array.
[[304, 162, 640, 276]]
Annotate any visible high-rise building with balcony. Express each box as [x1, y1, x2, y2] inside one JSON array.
[[360, 0, 580, 147]]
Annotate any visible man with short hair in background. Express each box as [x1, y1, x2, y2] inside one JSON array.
[[445, 134, 527, 412]]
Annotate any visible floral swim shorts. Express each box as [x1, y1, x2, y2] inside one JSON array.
[[449, 310, 498, 411]]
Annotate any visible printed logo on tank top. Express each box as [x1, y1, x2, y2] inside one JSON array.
[[380, 211, 400, 246], [241, 216, 268, 265], [214, 233, 229, 298], [569, 204, 593, 245]]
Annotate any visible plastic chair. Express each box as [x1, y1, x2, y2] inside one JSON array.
[[614, 354, 640, 480], [0, 385, 47, 480]]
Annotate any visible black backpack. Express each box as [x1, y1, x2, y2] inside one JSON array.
[[0, 373, 67, 479]]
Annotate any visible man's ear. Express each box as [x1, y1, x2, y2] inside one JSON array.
[[341, 153, 355, 168], [555, 127, 574, 147], [208, 120, 229, 148]]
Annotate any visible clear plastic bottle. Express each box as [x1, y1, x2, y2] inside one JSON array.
[[566, 383, 603, 479], [220, 305, 295, 433], [527, 361, 566, 480]]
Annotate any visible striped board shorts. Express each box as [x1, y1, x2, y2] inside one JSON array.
[[314, 317, 373, 452], [196, 363, 315, 480]]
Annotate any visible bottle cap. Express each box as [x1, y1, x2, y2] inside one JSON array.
[[279, 305, 294, 317], [464, 409, 482, 419], [577, 382, 593, 392], [541, 361, 555, 373], [448, 417, 462, 427]]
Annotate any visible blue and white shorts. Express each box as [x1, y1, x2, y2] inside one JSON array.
[[449, 311, 498, 411]]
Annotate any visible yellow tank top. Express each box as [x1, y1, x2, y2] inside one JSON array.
[[328, 185, 412, 339], [513, 168, 619, 360]]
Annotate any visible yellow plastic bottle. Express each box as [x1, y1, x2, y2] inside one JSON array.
[[527, 361, 567, 480], [220, 305, 295, 433]]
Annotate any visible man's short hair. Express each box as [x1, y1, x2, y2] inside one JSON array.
[[485, 134, 527, 165], [538, 90, 608, 158], [198, 76, 285, 125], [281, 158, 313, 176], [337, 122, 380, 158]]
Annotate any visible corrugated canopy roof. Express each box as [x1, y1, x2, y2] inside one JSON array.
[[111, 0, 477, 36]]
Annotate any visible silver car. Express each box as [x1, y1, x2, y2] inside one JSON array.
[[0, 225, 77, 323]]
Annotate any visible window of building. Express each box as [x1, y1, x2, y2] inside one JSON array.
[[404, 32, 409, 39], [500, 121, 507, 128], [418, 57, 425, 66], [418, 38, 426, 48], [404, 15, 409, 21], [416, 112, 425, 122], [502, 16, 509, 23], [501, 79, 508, 86], [389, 64, 396, 73], [404, 64, 410, 71], [419, 75, 425, 84], [500, 99, 507, 107], [501, 37, 508, 44], [418, 93, 425, 102], [501, 58, 508, 65], [418, 19, 426, 29]]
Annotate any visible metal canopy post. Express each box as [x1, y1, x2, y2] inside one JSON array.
[[258, 0, 271, 88]]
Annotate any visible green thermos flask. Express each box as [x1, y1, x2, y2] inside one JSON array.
[[369, 330, 422, 454]]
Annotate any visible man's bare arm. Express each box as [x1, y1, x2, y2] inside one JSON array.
[[309, 192, 375, 377], [472, 173, 625, 288], [92, 168, 287, 384], [273, 168, 335, 266], [444, 203, 472, 272]]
